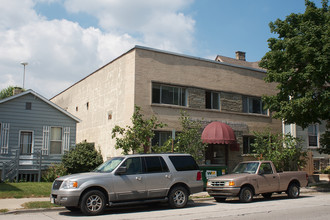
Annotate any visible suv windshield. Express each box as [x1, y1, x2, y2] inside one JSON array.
[[94, 157, 124, 172], [232, 162, 259, 174]]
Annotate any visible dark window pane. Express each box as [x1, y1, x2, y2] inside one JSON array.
[[213, 93, 220, 109], [252, 98, 261, 114], [160, 157, 169, 172], [242, 97, 248, 113], [144, 157, 163, 173], [162, 86, 173, 104], [152, 84, 160, 103], [205, 91, 211, 109], [309, 136, 317, 146], [169, 156, 199, 171]]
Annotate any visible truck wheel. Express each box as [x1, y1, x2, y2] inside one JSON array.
[[80, 190, 106, 215], [262, 193, 272, 199], [214, 197, 226, 202], [239, 187, 253, 203], [168, 186, 188, 208], [287, 183, 300, 199]]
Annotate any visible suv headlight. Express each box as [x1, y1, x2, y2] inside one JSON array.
[[61, 180, 78, 189]]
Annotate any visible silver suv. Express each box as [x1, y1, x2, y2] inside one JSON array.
[[51, 153, 203, 215]]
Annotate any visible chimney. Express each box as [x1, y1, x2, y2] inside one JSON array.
[[13, 87, 24, 96], [235, 51, 246, 61]]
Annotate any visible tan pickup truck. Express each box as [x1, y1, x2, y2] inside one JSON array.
[[206, 161, 308, 203]]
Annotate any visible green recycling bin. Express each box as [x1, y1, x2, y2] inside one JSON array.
[[199, 165, 227, 189]]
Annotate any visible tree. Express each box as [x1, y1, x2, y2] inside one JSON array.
[[111, 105, 166, 154], [153, 111, 207, 163], [0, 86, 24, 99], [251, 130, 307, 171], [259, 0, 330, 152], [61, 141, 103, 174]]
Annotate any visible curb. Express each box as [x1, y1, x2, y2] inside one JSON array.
[[1, 188, 328, 215]]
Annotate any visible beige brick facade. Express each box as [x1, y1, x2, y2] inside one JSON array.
[[51, 46, 282, 171]]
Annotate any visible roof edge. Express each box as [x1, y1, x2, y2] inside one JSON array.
[[0, 89, 81, 122]]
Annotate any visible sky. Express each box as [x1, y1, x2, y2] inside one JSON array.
[[0, 0, 320, 99]]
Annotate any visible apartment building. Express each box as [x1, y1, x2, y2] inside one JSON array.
[[51, 46, 282, 171]]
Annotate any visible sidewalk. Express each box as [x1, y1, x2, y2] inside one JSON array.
[[0, 186, 328, 214]]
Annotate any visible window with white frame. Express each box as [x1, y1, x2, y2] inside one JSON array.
[[42, 126, 70, 155], [308, 124, 318, 147], [242, 96, 267, 115], [152, 83, 186, 106], [20, 131, 33, 154], [205, 91, 220, 110], [50, 127, 62, 154], [152, 131, 172, 147], [0, 123, 10, 154]]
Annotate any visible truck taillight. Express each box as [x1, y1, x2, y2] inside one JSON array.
[[197, 171, 202, 181]]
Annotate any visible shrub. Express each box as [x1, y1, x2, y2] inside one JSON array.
[[322, 166, 330, 174], [61, 141, 103, 174], [42, 163, 67, 182]]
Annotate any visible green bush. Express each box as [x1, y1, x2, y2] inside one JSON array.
[[61, 141, 103, 174], [322, 166, 330, 174], [42, 163, 67, 182]]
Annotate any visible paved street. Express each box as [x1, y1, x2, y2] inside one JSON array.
[[1, 192, 329, 220]]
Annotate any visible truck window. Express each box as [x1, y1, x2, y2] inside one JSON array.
[[259, 163, 273, 174]]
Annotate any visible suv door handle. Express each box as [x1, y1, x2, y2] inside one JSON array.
[[136, 176, 142, 181], [165, 174, 172, 179]]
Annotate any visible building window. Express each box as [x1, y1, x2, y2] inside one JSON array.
[[205, 91, 220, 110], [308, 124, 318, 147], [242, 96, 267, 115], [20, 131, 33, 154], [243, 136, 255, 154], [50, 127, 62, 154], [152, 83, 186, 106], [152, 131, 172, 147], [25, 102, 32, 110]]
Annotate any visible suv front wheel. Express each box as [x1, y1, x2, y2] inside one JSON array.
[[168, 186, 189, 208], [80, 190, 106, 215]]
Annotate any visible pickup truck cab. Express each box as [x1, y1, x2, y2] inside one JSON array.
[[206, 161, 308, 203], [51, 153, 203, 215]]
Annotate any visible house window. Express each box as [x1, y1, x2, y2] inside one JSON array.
[[152, 83, 186, 106], [152, 131, 172, 147], [20, 131, 33, 154], [243, 136, 255, 154], [50, 127, 62, 154], [242, 96, 267, 115], [308, 124, 318, 147], [25, 102, 32, 110], [205, 91, 220, 110]]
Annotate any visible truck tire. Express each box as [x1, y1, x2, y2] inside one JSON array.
[[262, 193, 272, 199], [239, 187, 253, 203], [168, 186, 188, 208], [287, 183, 300, 199], [80, 190, 106, 215]]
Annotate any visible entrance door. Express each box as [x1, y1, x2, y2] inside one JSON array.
[[205, 144, 228, 165]]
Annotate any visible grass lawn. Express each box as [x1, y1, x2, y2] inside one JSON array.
[[22, 201, 60, 209], [0, 182, 52, 199]]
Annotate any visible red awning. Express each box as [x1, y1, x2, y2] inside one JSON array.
[[201, 122, 236, 144]]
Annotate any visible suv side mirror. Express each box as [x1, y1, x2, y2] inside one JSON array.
[[116, 166, 127, 175]]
